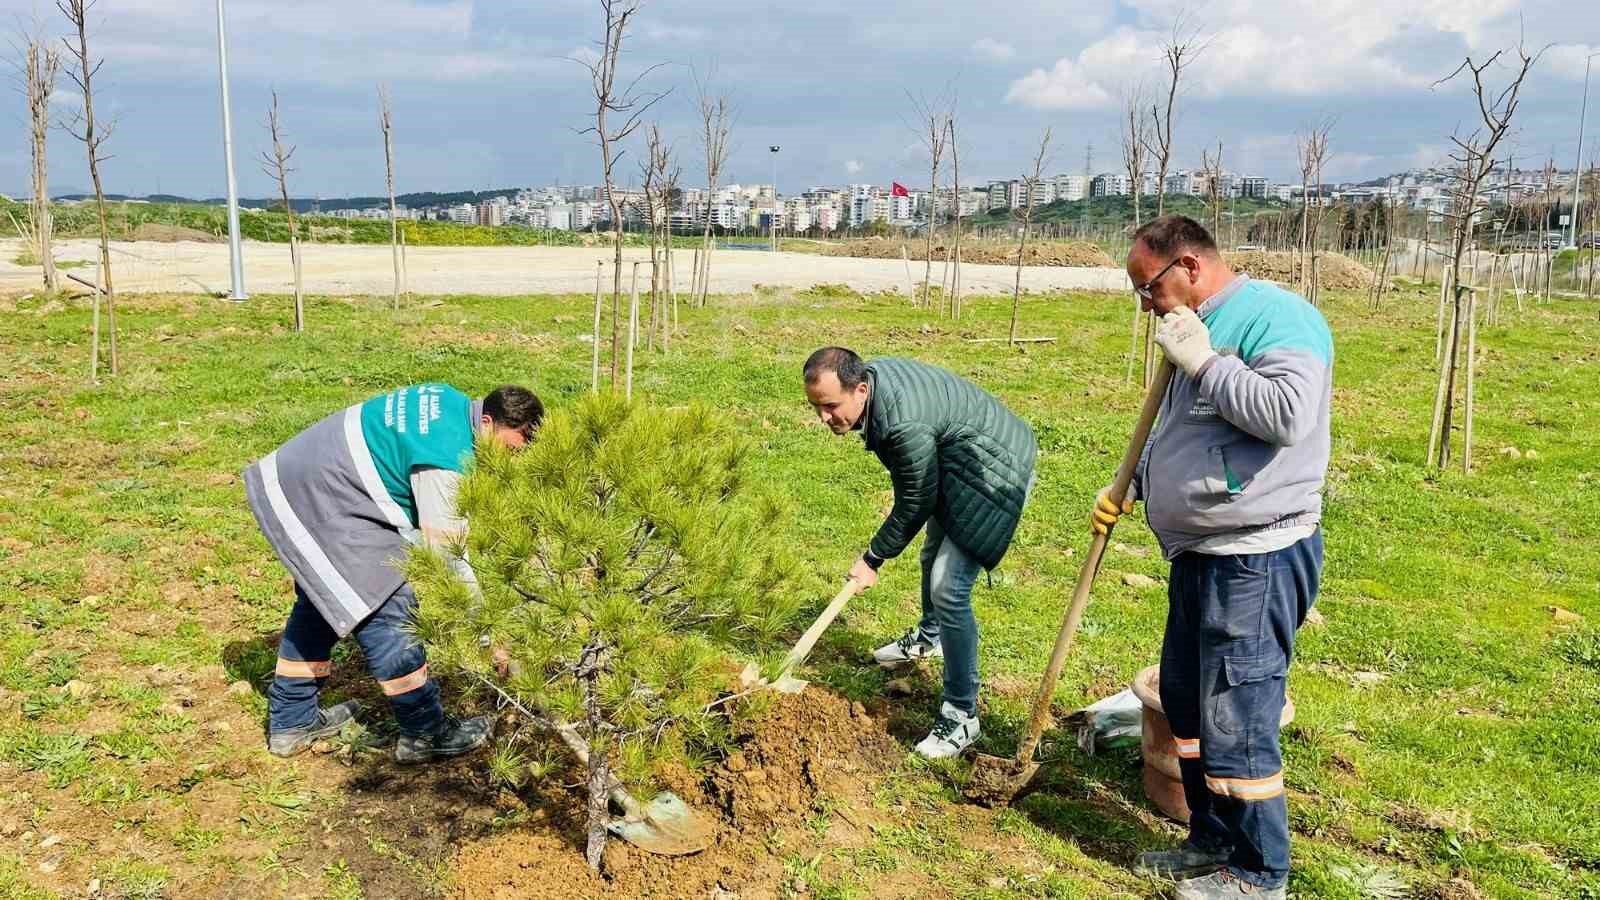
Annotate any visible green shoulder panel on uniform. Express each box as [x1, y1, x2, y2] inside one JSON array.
[[359, 384, 476, 522], [1202, 280, 1334, 367]]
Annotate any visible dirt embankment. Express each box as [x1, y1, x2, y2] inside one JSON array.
[[823, 237, 1115, 268], [452, 691, 918, 899], [1224, 250, 1375, 291]]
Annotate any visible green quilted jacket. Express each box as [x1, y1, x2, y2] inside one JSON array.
[[862, 358, 1038, 570]]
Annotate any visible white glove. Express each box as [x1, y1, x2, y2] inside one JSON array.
[[1155, 305, 1217, 377]]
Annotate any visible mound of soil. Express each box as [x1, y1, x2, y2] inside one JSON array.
[[1223, 250, 1375, 291], [452, 690, 903, 899], [824, 237, 1114, 268]]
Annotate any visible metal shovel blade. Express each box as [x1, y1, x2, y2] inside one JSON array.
[[738, 661, 809, 694], [606, 790, 716, 855]]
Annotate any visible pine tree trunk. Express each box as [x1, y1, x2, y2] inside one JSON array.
[[581, 664, 610, 871]]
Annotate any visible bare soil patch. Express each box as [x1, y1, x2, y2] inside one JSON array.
[[451, 689, 1028, 899], [1224, 250, 1375, 291]]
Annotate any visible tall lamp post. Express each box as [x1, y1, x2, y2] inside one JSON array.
[[769, 145, 780, 252], [1571, 52, 1599, 249], [216, 0, 247, 300]]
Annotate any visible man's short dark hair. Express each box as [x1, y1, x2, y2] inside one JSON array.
[[483, 385, 544, 435], [1132, 215, 1220, 259], [803, 347, 867, 389]]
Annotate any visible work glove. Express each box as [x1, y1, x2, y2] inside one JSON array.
[[1154, 305, 1218, 377], [1090, 484, 1137, 537]]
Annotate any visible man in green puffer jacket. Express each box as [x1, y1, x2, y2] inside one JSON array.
[[803, 347, 1037, 758]]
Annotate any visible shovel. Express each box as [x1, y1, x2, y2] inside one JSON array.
[[966, 360, 1174, 807], [540, 708, 716, 855], [495, 656, 714, 854], [739, 577, 865, 694]]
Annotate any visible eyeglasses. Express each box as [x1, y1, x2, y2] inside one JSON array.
[[1133, 257, 1183, 300]]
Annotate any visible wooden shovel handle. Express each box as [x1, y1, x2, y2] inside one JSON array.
[[1012, 360, 1174, 766], [777, 578, 864, 676]]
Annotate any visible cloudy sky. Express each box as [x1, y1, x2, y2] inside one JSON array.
[[1, 0, 1597, 199]]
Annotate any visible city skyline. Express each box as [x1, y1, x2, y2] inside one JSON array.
[[0, 0, 1596, 199]]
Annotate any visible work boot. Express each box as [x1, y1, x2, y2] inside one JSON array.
[[1175, 870, 1285, 900], [872, 627, 943, 668], [1134, 841, 1233, 879], [266, 700, 362, 758], [394, 714, 492, 764], [914, 702, 979, 759]]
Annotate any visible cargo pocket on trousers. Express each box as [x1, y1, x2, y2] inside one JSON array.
[[1212, 652, 1287, 736]]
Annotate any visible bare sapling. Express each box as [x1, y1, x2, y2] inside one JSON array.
[[1425, 40, 1541, 470], [947, 113, 964, 318], [639, 124, 665, 351], [14, 32, 62, 291], [1010, 128, 1052, 346], [1144, 17, 1206, 218], [907, 89, 950, 309], [260, 90, 304, 331], [59, 0, 116, 377], [1121, 83, 1150, 230], [692, 67, 732, 307], [1202, 140, 1224, 238], [579, 0, 665, 389], [1295, 120, 1333, 299], [378, 84, 400, 310]]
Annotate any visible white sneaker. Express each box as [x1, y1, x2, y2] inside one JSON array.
[[915, 702, 979, 759], [872, 628, 943, 668]]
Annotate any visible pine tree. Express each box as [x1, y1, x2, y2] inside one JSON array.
[[408, 393, 802, 867]]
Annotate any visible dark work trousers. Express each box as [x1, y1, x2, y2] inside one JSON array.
[[1159, 530, 1323, 889], [268, 582, 445, 737]]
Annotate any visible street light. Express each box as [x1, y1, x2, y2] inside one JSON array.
[[215, 0, 247, 300], [1571, 51, 1600, 249], [769, 145, 780, 252]]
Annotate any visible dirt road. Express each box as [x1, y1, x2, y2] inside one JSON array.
[[0, 237, 1129, 296]]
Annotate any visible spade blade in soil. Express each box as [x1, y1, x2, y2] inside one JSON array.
[[964, 754, 1041, 808], [607, 791, 715, 856]]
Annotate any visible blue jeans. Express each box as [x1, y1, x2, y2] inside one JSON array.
[[268, 582, 445, 737], [1159, 530, 1323, 890], [916, 518, 985, 716]]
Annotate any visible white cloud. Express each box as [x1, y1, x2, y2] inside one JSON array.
[[1004, 58, 1115, 110], [1007, 0, 1530, 108], [1546, 44, 1600, 81], [971, 38, 1016, 62], [845, 159, 862, 174]]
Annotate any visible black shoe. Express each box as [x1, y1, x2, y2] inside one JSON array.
[[266, 700, 362, 758], [394, 714, 493, 764], [1135, 841, 1233, 879]]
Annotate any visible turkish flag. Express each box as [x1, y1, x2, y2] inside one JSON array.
[[891, 182, 909, 197]]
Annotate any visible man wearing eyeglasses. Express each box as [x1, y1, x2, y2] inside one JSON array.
[[243, 384, 543, 764], [1093, 217, 1331, 900]]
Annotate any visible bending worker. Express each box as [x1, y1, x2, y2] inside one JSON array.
[[1094, 216, 1332, 900], [243, 383, 543, 763], [804, 348, 1036, 759]]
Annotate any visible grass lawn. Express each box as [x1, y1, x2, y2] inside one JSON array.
[[0, 279, 1597, 899]]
